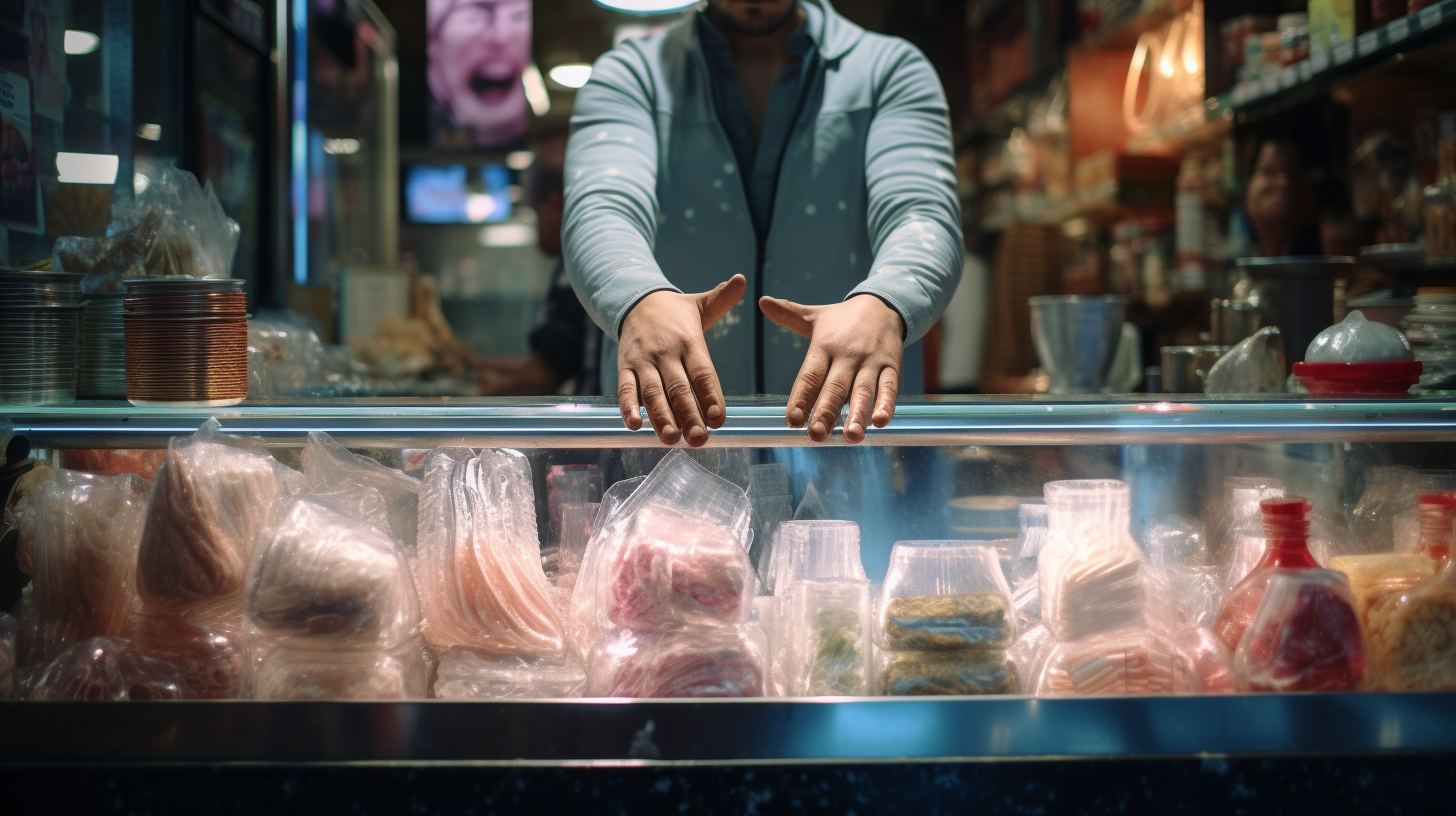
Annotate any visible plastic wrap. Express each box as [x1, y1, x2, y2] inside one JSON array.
[[546, 465, 603, 544], [1416, 492, 1456, 561], [252, 645, 427, 700], [30, 470, 149, 662], [1215, 477, 1335, 592], [880, 650, 1019, 696], [1366, 559, 1456, 690], [1007, 624, 1053, 693], [752, 595, 788, 697], [765, 520, 866, 598], [247, 498, 420, 651], [1305, 310, 1413, 363], [787, 579, 871, 696], [129, 607, 249, 699], [59, 449, 166, 480], [1233, 569, 1366, 692], [1034, 630, 1191, 696], [0, 613, 15, 699], [137, 420, 301, 609], [554, 502, 599, 585], [1333, 554, 1436, 630], [300, 432, 421, 549], [571, 452, 752, 648], [1204, 326, 1287, 394], [6, 463, 56, 575], [432, 648, 587, 699], [1352, 466, 1418, 552], [1039, 480, 1146, 642], [29, 636, 186, 701], [879, 542, 1016, 651], [415, 448, 565, 656], [584, 624, 766, 698], [1174, 626, 1234, 693], [1215, 499, 1322, 652]]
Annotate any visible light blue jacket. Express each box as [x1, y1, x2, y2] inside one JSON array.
[[563, 0, 962, 397]]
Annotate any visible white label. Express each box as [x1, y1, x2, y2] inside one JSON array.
[[1388, 17, 1411, 42], [1309, 52, 1331, 73], [1420, 4, 1444, 30], [1334, 39, 1356, 63], [1357, 29, 1383, 57]]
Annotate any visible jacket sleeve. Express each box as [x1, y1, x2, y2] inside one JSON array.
[[562, 46, 678, 343], [848, 42, 964, 346]]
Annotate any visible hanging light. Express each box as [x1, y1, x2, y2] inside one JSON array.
[[548, 64, 593, 90], [592, 0, 696, 13]]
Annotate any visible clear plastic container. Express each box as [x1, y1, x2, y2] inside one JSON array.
[[1215, 498, 1322, 652], [765, 520, 865, 598], [251, 644, 428, 700], [1033, 629, 1191, 696], [1367, 557, 1456, 690], [584, 624, 767, 698], [1039, 480, 1145, 643], [879, 542, 1017, 651], [787, 578, 871, 697], [880, 649, 1018, 696], [1234, 569, 1366, 692], [432, 648, 587, 699], [1333, 552, 1436, 687]]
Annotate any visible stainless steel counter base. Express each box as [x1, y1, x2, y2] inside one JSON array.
[[4, 694, 1456, 763]]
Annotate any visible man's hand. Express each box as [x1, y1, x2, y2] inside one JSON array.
[[760, 294, 903, 444], [618, 275, 745, 446]]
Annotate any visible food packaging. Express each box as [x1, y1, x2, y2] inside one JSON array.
[[787, 578, 871, 697], [1039, 480, 1146, 642], [30, 636, 186, 701], [1352, 466, 1418, 552], [1215, 499, 1322, 652], [765, 520, 866, 598], [128, 606, 250, 699], [546, 465, 603, 544], [432, 648, 587, 699], [1204, 327, 1287, 394], [1333, 553, 1437, 630], [584, 624, 767, 698], [1367, 558, 1456, 690], [1215, 478, 1335, 593], [247, 498, 421, 651], [300, 431, 421, 549], [1416, 492, 1456, 561], [880, 649, 1019, 696], [415, 448, 565, 656], [1034, 629, 1191, 696], [252, 644, 428, 700], [752, 595, 788, 697], [1234, 570, 1366, 692], [879, 542, 1017, 651], [59, 449, 166, 480]]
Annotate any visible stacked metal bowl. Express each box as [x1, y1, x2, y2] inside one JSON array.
[[0, 270, 85, 404], [77, 290, 126, 399]]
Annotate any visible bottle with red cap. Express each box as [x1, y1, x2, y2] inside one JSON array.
[[1417, 493, 1456, 562], [1214, 498, 1321, 652], [1234, 569, 1367, 692]]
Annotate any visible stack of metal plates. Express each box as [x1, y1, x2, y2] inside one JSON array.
[[0, 270, 84, 405], [78, 290, 126, 399], [124, 277, 249, 407]]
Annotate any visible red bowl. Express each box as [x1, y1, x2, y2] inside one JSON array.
[[1292, 361, 1423, 397]]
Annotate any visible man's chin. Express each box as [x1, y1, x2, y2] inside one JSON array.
[[714, 1, 798, 37]]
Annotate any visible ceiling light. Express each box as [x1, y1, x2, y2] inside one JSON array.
[[522, 63, 551, 116], [592, 0, 697, 14], [136, 123, 161, 141], [56, 152, 119, 184], [323, 138, 362, 155], [506, 150, 535, 171], [478, 223, 535, 247], [548, 64, 592, 90], [64, 30, 100, 55]]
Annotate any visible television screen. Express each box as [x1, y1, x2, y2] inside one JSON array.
[[427, 0, 531, 151], [405, 163, 512, 223]]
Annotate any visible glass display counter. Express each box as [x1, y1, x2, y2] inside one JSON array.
[[4, 396, 1456, 766]]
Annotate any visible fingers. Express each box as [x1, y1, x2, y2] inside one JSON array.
[[698, 275, 747, 329], [806, 361, 855, 443], [635, 367, 682, 445], [684, 343, 727, 430], [786, 345, 830, 428], [660, 360, 709, 447], [759, 296, 814, 338], [844, 366, 879, 444], [873, 365, 899, 427], [616, 368, 643, 431]]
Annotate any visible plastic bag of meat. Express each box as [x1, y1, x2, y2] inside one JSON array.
[[1039, 480, 1147, 643], [300, 432, 421, 549], [59, 449, 166, 481], [0, 613, 15, 699], [570, 452, 752, 650], [129, 606, 250, 699], [250, 644, 427, 700], [137, 419, 302, 610], [432, 648, 586, 699], [585, 624, 766, 698], [247, 498, 420, 651], [788, 578, 871, 696], [415, 448, 565, 656], [31, 469, 150, 662], [5, 463, 57, 576], [1233, 569, 1366, 693], [30, 636, 186, 701]]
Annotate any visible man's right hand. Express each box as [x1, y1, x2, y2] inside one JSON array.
[[616, 275, 745, 447]]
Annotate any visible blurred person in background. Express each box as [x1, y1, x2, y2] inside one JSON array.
[[428, 0, 532, 150], [477, 136, 601, 396], [1244, 135, 1323, 257]]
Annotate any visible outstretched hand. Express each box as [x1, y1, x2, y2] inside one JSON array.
[[760, 294, 903, 443], [617, 275, 746, 446]]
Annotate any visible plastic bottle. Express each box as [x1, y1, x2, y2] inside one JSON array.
[[1214, 498, 1321, 651]]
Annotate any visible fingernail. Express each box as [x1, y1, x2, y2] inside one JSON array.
[[847, 421, 863, 436], [687, 425, 707, 444], [811, 422, 826, 438], [707, 404, 722, 420]]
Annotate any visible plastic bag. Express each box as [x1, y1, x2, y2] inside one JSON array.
[[31, 469, 150, 662], [5, 463, 57, 575], [879, 542, 1017, 651], [59, 449, 166, 481], [1204, 327, 1287, 394], [765, 520, 866, 598], [0, 613, 15, 699], [1214, 499, 1322, 652], [1039, 480, 1146, 643], [1366, 558, 1456, 690], [137, 419, 302, 610], [546, 465, 603, 544], [1174, 626, 1234, 693], [751, 595, 788, 696], [880, 649, 1019, 696], [1034, 629, 1191, 696], [1351, 466, 1417, 552], [787, 578, 871, 696], [415, 448, 565, 656], [30, 636, 186, 701], [252, 644, 427, 700], [300, 432, 421, 549], [247, 498, 420, 651], [584, 624, 766, 698], [432, 648, 586, 699], [1234, 569, 1366, 692], [129, 606, 250, 699]]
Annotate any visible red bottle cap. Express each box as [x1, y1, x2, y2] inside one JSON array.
[[1261, 498, 1312, 543]]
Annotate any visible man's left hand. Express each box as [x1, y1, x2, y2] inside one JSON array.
[[759, 294, 903, 444]]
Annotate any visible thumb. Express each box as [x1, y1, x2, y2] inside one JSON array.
[[759, 296, 815, 338], [695, 274, 746, 330]]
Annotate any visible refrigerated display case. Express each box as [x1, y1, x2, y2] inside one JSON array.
[[4, 396, 1456, 772]]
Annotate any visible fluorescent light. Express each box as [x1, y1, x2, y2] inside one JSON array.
[[548, 63, 592, 90], [478, 223, 535, 247], [522, 63, 551, 116], [134, 173, 149, 195], [323, 137, 361, 155], [506, 150, 535, 171], [593, 0, 696, 13], [64, 29, 99, 55], [136, 123, 161, 141], [56, 152, 119, 185]]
